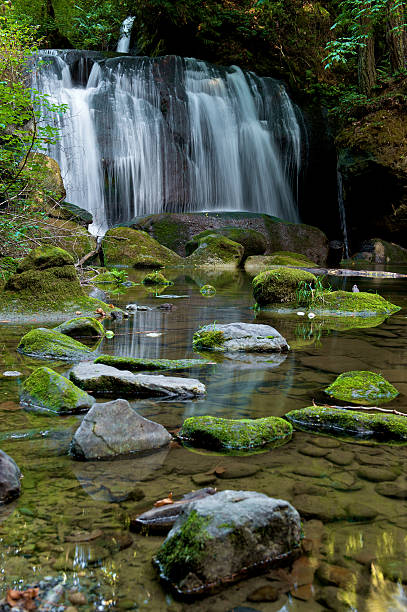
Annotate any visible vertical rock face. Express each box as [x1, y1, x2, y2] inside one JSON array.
[[0, 450, 21, 504], [70, 399, 172, 459], [154, 490, 302, 597]]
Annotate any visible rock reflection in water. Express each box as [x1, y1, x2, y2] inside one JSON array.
[[71, 446, 169, 501]]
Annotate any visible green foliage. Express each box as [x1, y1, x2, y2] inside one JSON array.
[[296, 276, 331, 308], [109, 268, 129, 285]]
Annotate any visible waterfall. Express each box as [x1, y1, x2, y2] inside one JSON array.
[[116, 17, 135, 54], [32, 51, 304, 235], [337, 167, 349, 259]]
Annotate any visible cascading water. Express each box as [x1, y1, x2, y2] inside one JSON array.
[[32, 51, 304, 235], [337, 167, 349, 258], [116, 17, 135, 54]]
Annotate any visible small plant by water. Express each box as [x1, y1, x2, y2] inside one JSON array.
[[109, 268, 129, 285], [296, 276, 331, 308]]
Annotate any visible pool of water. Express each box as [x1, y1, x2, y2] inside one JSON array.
[[0, 268, 406, 611]]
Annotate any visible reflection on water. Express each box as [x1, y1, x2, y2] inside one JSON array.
[[0, 268, 406, 610]]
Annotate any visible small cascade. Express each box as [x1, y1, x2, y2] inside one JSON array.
[[337, 167, 349, 259], [116, 16, 135, 54], [32, 51, 305, 235]]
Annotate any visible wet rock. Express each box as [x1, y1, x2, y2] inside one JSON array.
[[247, 584, 279, 602], [245, 251, 317, 275], [70, 362, 205, 398], [346, 503, 377, 521], [324, 371, 399, 405], [252, 267, 317, 305], [192, 322, 289, 353], [178, 415, 292, 450], [2, 371, 22, 377], [131, 488, 217, 534], [70, 399, 171, 459], [292, 482, 324, 496], [126, 303, 152, 311], [316, 563, 353, 589], [192, 474, 217, 487], [293, 466, 328, 478], [94, 354, 213, 372], [0, 450, 21, 504], [327, 472, 362, 491], [17, 328, 94, 361], [68, 591, 87, 606], [154, 490, 302, 597], [186, 227, 267, 260], [102, 227, 182, 267], [54, 316, 105, 338], [312, 437, 340, 449], [217, 464, 261, 479], [298, 445, 328, 458], [375, 482, 407, 498], [186, 234, 245, 268], [357, 466, 398, 482], [316, 586, 348, 611], [325, 450, 354, 466], [142, 270, 171, 285], [286, 406, 407, 442], [292, 494, 346, 522], [21, 367, 95, 414]]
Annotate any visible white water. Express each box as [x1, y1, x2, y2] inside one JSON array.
[[116, 16, 135, 54], [33, 51, 304, 235]]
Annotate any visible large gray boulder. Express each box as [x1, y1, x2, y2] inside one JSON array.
[[0, 450, 21, 504], [154, 490, 301, 597], [70, 363, 206, 398], [193, 322, 289, 353], [70, 399, 172, 459]]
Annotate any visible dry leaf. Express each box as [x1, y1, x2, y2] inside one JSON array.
[[95, 308, 106, 317], [108, 304, 115, 309], [75, 311, 82, 315], [154, 492, 174, 507], [205, 465, 226, 476], [7, 587, 39, 610]]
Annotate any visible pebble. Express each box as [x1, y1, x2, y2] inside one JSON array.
[[2, 371, 22, 377], [217, 465, 261, 479], [298, 445, 328, 458], [311, 437, 340, 449], [247, 585, 279, 602], [192, 473, 217, 486], [325, 450, 354, 466], [68, 591, 87, 606]]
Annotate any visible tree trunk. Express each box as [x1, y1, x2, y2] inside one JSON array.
[[358, 12, 376, 96], [386, 0, 405, 73]]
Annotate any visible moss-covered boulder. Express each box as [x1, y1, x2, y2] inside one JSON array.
[[252, 268, 317, 305], [154, 490, 302, 597], [186, 228, 266, 260], [178, 415, 293, 450], [285, 406, 407, 442], [263, 216, 328, 265], [324, 371, 399, 406], [54, 317, 105, 338], [17, 328, 94, 361], [313, 291, 400, 317], [245, 252, 317, 275], [94, 355, 213, 372], [102, 227, 182, 267], [142, 271, 172, 285], [350, 239, 407, 265], [0, 257, 19, 285], [186, 234, 245, 268], [21, 367, 95, 413], [0, 246, 118, 315]]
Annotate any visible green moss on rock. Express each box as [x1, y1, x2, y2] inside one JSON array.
[[285, 406, 407, 442], [314, 290, 400, 317], [102, 227, 182, 267], [252, 268, 317, 305], [17, 246, 74, 273], [325, 371, 399, 405], [193, 329, 226, 351], [17, 328, 94, 361], [186, 234, 245, 268], [178, 415, 293, 450], [200, 284, 216, 297], [54, 317, 105, 338], [186, 228, 267, 260], [94, 355, 213, 372], [142, 271, 172, 285], [21, 367, 95, 413]]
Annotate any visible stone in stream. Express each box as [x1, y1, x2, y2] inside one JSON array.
[[70, 363, 205, 398], [285, 406, 407, 442], [70, 399, 172, 460], [54, 316, 105, 338], [324, 371, 399, 405], [94, 354, 215, 372], [0, 450, 21, 504], [20, 367, 95, 414], [131, 488, 217, 534], [192, 322, 289, 353], [17, 328, 94, 361], [252, 267, 317, 305], [154, 490, 301, 597], [178, 415, 293, 450]]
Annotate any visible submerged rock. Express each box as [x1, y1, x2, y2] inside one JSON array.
[[54, 316, 105, 338], [245, 252, 317, 275], [178, 415, 293, 450], [285, 406, 407, 442], [186, 234, 245, 268], [186, 228, 267, 260], [131, 488, 217, 534], [70, 399, 171, 460], [94, 355, 214, 372], [21, 367, 95, 414], [252, 268, 317, 305], [102, 227, 182, 267], [192, 322, 289, 353], [154, 490, 301, 597], [0, 450, 21, 504], [0, 246, 117, 316], [17, 328, 94, 361], [70, 363, 206, 398], [324, 371, 399, 405]]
